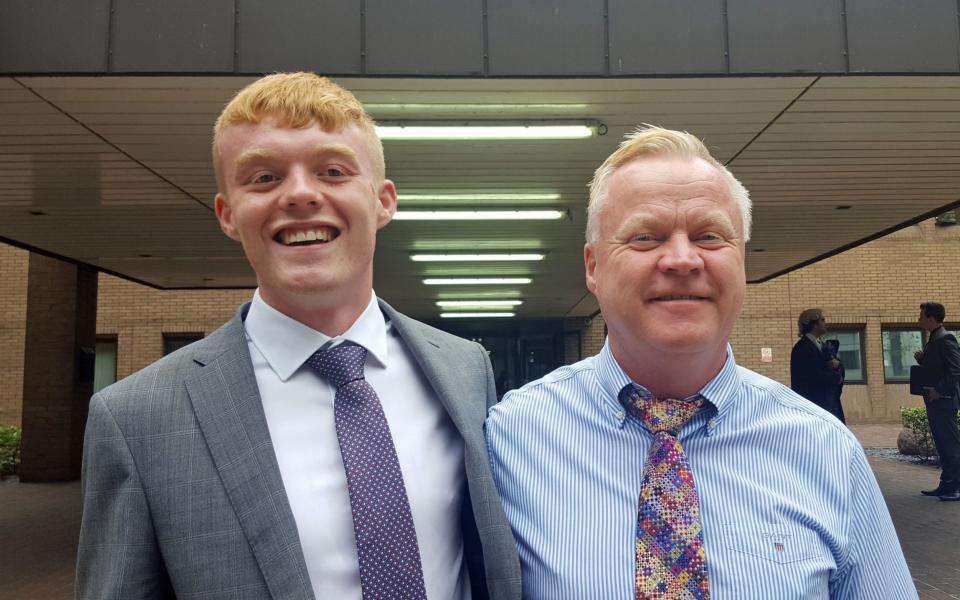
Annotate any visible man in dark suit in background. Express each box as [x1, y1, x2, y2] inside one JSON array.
[[76, 72, 521, 598], [791, 308, 844, 420], [914, 301, 960, 502]]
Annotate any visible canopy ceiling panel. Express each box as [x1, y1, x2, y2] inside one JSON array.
[[1, 75, 957, 319]]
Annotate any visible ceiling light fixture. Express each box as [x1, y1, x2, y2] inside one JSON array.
[[412, 253, 545, 262], [424, 278, 532, 285], [436, 300, 523, 307], [377, 122, 597, 140], [398, 192, 560, 202], [440, 312, 515, 318], [366, 103, 589, 113], [394, 210, 565, 221]]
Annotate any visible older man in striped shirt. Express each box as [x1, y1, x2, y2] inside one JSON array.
[[485, 126, 915, 599]]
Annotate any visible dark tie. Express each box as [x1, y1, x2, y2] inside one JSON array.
[[620, 384, 710, 600], [306, 344, 427, 600]]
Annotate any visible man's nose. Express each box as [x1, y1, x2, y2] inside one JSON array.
[[658, 234, 704, 273], [281, 168, 321, 209]]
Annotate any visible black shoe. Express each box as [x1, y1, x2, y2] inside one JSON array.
[[921, 486, 948, 496], [940, 489, 960, 501]]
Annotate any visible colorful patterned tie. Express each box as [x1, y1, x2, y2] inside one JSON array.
[[306, 344, 427, 600], [620, 384, 710, 600]]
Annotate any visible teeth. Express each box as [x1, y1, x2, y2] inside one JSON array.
[[282, 228, 331, 245]]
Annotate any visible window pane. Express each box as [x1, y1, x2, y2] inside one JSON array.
[[163, 334, 203, 356], [881, 330, 923, 381], [94, 340, 117, 393], [824, 330, 863, 382]]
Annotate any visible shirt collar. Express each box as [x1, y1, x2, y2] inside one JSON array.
[[595, 338, 742, 426], [805, 332, 822, 347], [244, 290, 389, 381]]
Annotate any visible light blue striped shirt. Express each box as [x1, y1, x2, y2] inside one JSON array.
[[486, 341, 916, 599]]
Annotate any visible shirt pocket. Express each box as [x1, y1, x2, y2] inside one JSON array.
[[722, 523, 828, 565]]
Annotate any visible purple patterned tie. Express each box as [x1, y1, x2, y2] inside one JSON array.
[[306, 344, 427, 600], [620, 384, 710, 600]]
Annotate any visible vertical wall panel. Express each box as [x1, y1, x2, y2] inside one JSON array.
[[846, 0, 960, 72], [237, 0, 361, 73], [608, 0, 726, 74], [111, 0, 235, 72], [487, 0, 605, 75], [0, 0, 110, 72], [365, 0, 483, 75], [728, 0, 845, 73]]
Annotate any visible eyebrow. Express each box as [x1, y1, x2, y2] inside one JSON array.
[[690, 211, 736, 232], [232, 143, 360, 175]]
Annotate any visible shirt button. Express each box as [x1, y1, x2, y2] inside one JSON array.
[[616, 410, 625, 421]]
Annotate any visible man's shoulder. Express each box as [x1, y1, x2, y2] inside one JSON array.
[[94, 312, 244, 413]]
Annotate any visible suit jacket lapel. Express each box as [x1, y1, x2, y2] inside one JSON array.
[[185, 306, 314, 600], [379, 299, 473, 436]]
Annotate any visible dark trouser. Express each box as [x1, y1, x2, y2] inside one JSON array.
[[927, 403, 960, 488]]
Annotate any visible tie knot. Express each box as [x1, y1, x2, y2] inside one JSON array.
[[619, 384, 704, 435], [306, 344, 368, 390]]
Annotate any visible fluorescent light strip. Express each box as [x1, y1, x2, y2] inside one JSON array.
[[441, 312, 515, 318], [398, 193, 560, 202], [412, 253, 545, 262], [424, 278, 532, 285], [377, 125, 594, 140], [366, 103, 589, 112], [436, 300, 523, 307], [394, 210, 564, 221]]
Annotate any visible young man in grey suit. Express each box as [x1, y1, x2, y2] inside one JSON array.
[[76, 72, 521, 599]]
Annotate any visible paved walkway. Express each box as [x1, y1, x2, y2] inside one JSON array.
[[2, 424, 956, 599]]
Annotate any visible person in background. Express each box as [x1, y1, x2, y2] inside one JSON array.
[[791, 308, 845, 421], [914, 301, 960, 502]]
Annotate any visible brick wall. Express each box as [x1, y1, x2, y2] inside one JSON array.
[[1, 217, 958, 425], [0, 244, 28, 426], [96, 276, 251, 379]]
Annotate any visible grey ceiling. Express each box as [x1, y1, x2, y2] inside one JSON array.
[[1, 75, 959, 320]]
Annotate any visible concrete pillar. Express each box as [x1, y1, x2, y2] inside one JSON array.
[[19, 254, 98, 482]]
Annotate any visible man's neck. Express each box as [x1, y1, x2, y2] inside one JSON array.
[[610, 340, 727, 399], [258, 288, 374, 337]]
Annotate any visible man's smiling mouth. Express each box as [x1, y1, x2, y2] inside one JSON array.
[[650, 295, 708, 302], [275, 227, 339, 246]]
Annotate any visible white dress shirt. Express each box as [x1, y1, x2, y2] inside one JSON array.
[[806, 332, 823, 351], [244, 290, 470, 600]]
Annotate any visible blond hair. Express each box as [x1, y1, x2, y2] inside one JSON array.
[[585, 125, 751, 243], [797, 308, 825, 337], [212, 72, 383, 191]]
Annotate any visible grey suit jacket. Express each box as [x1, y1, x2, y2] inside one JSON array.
[[76, 300, 521, 599]]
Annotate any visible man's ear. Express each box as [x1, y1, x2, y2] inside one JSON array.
[[375, 179, 398, 230], [584, 243, 598, 294], [214, 193, 240, 241]]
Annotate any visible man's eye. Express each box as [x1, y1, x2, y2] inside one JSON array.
[[324, 167, 345, 177], [251, 173, 279, 184], [631, 233, 656, 242]]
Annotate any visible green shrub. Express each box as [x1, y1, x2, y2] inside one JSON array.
[[900, 406, 960, 463], [901, 407, 937, 462], [0, 425, 21, 477]]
